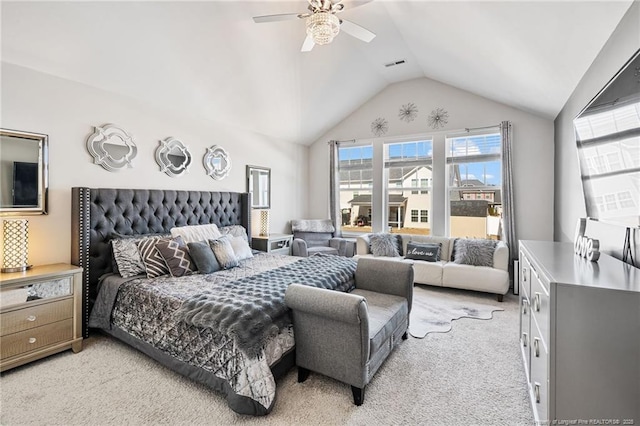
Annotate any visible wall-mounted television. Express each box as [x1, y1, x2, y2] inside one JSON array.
[[574, 49, 640, 227]]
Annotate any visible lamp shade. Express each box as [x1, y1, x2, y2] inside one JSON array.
[[2, 219, 30, 273]]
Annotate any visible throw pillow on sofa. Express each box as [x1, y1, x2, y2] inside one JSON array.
[[405, 242, 441, 262], [369, 233, 400, 257], [453, 238, 497, 267]]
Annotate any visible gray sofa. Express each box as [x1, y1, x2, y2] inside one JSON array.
[[285, 258, 413, 405], [356, 233, 509, 301]]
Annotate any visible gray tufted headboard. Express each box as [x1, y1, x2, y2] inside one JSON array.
[[71, 187, 251, 337]]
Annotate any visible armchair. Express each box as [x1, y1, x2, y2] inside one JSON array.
[[290, 219, 355, 257], [284, 258, 413, 405]]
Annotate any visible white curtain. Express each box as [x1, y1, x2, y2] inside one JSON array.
[[328, 140, 342, 237], [500, 121, 517, 281]]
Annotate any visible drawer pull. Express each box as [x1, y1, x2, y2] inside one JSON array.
[[534, 383, 541, 403], [533, 337, 540, 357], [522, 332, 528, 347], [28, 337, 37, 344], [522, 299, 528, 315], [522, 267, 527, 282], [26, 315, 37, 322], [534, 293, 541, 312]]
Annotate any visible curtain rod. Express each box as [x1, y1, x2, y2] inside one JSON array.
[[464, 124, 500, 132], [328, 139, 356, 145]]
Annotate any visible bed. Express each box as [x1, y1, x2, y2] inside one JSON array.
[[70, 187, 357, 415]]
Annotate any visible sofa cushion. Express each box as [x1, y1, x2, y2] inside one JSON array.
[[405, 242, 441, 262], [351, 288, 408, 356], [413, 260, 446, 286], [442, 263, 509, 295], [294, 231, 332, 248], [308, 246, 339, 255]]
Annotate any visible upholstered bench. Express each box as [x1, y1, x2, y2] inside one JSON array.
[[285, 258, 413, 405]]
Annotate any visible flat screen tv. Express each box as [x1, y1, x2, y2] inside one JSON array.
[[12, 161, 38, 207], [574, 49, 640, 227]]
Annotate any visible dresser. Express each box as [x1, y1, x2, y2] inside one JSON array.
[[252, 234, 294, 255], [519, 241, 640, 424], [0, 264, 83, 372]]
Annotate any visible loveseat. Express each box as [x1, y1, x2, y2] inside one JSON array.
[[355, 234, 509, 301]]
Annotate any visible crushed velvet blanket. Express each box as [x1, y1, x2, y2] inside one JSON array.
[[175, 253, 357, 358]]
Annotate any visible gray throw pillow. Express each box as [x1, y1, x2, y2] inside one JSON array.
[[155, 236, 195, 277], [137, 237, 171, 278], [111, 238, 146, 278], [219, 225, 249, 242], [209, 236, 239, 269], [187, 241, 221, 274], [369, 233, 400, 257], [453, 239, 497, 267], [405, 242, 441, 262]]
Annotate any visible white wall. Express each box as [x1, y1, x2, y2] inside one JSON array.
[[308, 76, 554, 243], [0, 62, 309, 266], [554, 2, 639, 261]]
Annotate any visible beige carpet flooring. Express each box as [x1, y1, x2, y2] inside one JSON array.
[[0, 288, 533, 426]]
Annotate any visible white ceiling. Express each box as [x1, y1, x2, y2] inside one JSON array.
[[1, 1, 632, 145]]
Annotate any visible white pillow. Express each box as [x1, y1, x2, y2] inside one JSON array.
[[170, 224, 221, 244], [229, 236, 254, 261]]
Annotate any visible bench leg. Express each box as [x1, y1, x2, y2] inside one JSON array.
[[497, 294, 504, 302], [351, 386, 365, 406], [402, 331, 408, 340], [298, 367, 310, 383]]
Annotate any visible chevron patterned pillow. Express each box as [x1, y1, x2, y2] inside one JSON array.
[[156, 236, 195, 277], [137, 237, 171, 278]]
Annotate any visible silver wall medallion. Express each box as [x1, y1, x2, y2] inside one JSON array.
[[371, 117, 389, 136], [203, 145, 231, 180], [155, 137, 192, 177], [398, 102, 418, 123], [427, 108, 449, 129], [86, 124, 137, 172]]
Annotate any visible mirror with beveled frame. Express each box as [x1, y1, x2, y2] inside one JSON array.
[[155, 137, 192, 177], [0, 129, 48, 216], [247, 165, 271, 209], [204, 145, 231, 180]]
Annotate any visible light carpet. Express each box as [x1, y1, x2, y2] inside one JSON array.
[[0, 288, 533, 426], [409, 285, 504, 338]]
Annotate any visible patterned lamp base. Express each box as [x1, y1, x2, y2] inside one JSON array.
[[2, 219, 31, 273], [259, 210, 270, 237]]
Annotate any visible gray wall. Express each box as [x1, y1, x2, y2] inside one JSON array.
[[1, 63, 309, 266], [554, 2, 639, 262], [308, 76, 555, 244]]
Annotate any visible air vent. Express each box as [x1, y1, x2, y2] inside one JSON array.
[[384, 60, 406, 68]]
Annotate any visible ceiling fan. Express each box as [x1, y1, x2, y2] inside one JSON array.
[[252, 0, 375, 52]]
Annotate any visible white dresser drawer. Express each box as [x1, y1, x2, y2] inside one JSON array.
[[530, 320, 549, 423], [519, 293, 531, 379], [530, 267, 549, 345]]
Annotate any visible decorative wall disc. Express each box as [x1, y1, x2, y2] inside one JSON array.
[[203, 145, 232, 180], [86, 124, 137, 172], [398, 102, 418, 123], [427, 107, 449, 129], [371, 117, 389, 136], [155, 137, 192, 177]]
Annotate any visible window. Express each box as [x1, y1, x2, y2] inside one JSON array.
[[617, 191, 636, 209], [385, 140, 432, 235], [339, 145, 373, 233], [420, 210, 428, 223], [447, 133, 502, 239]]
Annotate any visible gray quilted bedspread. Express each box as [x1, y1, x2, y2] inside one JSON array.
[[176, 253, 358, 358], [91, 252, 356, 415]]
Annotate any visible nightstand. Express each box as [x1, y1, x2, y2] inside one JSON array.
[[252, 234, 294, 255], [0, 263, 83, 372]]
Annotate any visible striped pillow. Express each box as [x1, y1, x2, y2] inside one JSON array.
[[137, 237, 171, 278], [155, 236, 195, 277]]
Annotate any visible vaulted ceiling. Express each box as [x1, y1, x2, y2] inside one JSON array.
[[1, 1, 632, 145]]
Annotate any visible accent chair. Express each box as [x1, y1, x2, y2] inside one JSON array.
[[290, 219, 355, 257]]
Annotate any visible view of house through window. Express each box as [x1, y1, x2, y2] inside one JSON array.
[[447, 133, 503, 240], [336, 130, 502, 241]]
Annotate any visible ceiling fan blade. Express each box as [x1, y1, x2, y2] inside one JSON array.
[[340, 19, 375, 42], [301, 35, 315, 52], [253, 13, 303, 24]]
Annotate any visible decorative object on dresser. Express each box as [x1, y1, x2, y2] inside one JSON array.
[[573, 217, 600, 262], [85, 123, 137, 172], [0, 128, 49, 216], [155, 137, 192, 177], [252, 233, 293, 255], [2, 219, 31, 272], [519, 240, 639, 424], [203, 145, 231, 180], [0, 263, 83, 372]]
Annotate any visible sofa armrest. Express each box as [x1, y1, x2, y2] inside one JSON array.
[[355, 258, 414, 311], [493, 241, 509, 271], [291, 238, 308, 257], [356, 234, 372, 255], [329, 238, 356, 257], [285, 284, 367, 324]]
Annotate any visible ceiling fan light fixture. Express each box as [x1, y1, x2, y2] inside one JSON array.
[[306, 12, 340, 45]]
